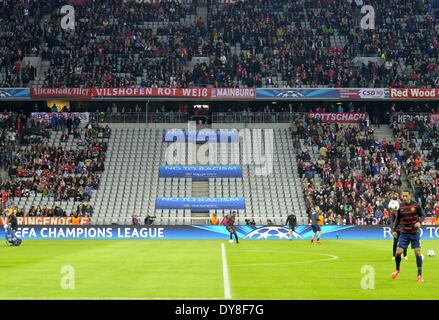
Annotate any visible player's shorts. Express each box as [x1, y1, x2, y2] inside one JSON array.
[[311, 225, 321, 233], [397, 232, 421, 249]]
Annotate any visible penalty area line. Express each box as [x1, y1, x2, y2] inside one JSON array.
[[221, 242, 232, 299]]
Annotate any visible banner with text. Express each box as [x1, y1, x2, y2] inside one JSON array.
[[160, 166, 242, 180], [30, 88, 92, 99], [210, 88, 255, 99], [308, 112, 368, 123], [390, 88, 439, 99], [31, 112, 90, 123], [92, 87, 210, 99], [155, 197, 245, 211], [1, 225, 438, 240], [0, 216, 91, 226], [340, 88, 389, 100], [391, 113, 430, 124]]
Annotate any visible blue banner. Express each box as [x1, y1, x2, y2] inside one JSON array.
[[160, 166, 242, 180], [155, 197, 245, 211], [0, 88, 30, 99], [163, 129, 239, 144], [1, 226, 439, 240], [256, 88, 339, 99]]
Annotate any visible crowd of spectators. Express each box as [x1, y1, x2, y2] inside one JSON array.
[[391, 117, 438, 218], [8, 202, 93, 218], [2, 0, 438, 88], [0, 111, 109, 218], [0, 0, 43, 87], [293, 106, 438, 225], [293, 115, 403, 225]]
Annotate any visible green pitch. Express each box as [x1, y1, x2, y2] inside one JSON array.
[[1, 239, 438, 300]]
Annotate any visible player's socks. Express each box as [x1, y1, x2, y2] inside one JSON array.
[[395, 255, 401, 270], [416, 256, 422, 276]]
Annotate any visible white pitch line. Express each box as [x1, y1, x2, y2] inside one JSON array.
[[228, 253, 339, 268], [221, 243, 232, 299], [0, 297, 224, 300]]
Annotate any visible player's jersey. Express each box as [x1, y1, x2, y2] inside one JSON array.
[[226, 216, 236, 228], [286, 214, 297, 227], [393, 201, 424, 234], [8, 214, 18, 230], [390, 211, 402, 232], [311, 212, 319, 226]]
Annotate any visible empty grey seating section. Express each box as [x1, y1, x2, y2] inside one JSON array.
[[11, 127, 307, 225]]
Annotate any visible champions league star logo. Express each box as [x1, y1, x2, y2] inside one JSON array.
[[0, 90, 13, 98], [244, 227, 303, 240], [275, 90, 305, 98]]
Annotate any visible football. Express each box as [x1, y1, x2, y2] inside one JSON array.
[[388, 200, 400, 212], [428, 250, 435, 257], [229, 239, 234, 244]]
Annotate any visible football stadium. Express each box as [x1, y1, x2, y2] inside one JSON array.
[[0, 0, 439, 304]]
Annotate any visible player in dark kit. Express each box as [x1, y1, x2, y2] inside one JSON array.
[[226, 211, 239, 244], [285, 213, 297, 240], [390, 209, 408, 260], [310, 206, 322, 244], [391, 190, 424, 283]]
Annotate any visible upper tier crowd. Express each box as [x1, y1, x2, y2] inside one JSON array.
[[1, 0, 438, 88]]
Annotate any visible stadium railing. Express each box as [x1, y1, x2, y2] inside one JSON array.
[[212, 112, 307, 123], [91, 112, 189, 123]]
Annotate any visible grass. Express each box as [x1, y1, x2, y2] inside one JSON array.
[[0, 239, 438, 300]]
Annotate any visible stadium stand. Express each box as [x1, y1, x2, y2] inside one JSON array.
[[1, 0, 438, 88], [1, 108, 437, 225], [0, 112, 110, 218], [88, 125, 306, 226], [391, 117, 438, 217], [294, 115, 403, 225]]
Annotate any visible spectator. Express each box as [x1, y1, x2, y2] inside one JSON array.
[[132, 213, 140, 226]]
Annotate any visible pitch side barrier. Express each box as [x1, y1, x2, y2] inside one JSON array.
[[2, 87, 439, 101], [1, 225, 439, 240]]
